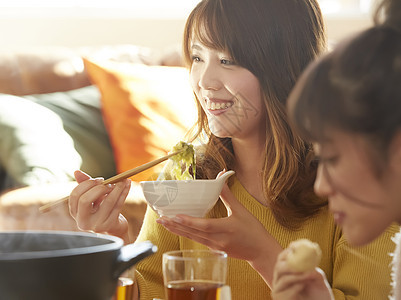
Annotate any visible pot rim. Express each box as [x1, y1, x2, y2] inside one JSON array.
[[0, 230, 123, 260]]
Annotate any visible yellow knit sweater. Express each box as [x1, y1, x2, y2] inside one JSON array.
[[135, 177, 397, 299]]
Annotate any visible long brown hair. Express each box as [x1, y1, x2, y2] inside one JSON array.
[[184, 0, 327, 229]]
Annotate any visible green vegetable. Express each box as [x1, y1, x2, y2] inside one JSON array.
[[169, 141, 195, 180]]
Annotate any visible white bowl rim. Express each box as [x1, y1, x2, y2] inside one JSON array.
[[140, 178, 221, 184]]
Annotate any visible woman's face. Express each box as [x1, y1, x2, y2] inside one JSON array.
[[313, 129, 401, 246], [189, 41, 266, 141]]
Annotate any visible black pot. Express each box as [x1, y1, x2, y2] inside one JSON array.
[[0, 231, 157, 300]]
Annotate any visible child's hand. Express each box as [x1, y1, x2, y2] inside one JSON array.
[[271, 247, 334, 300]]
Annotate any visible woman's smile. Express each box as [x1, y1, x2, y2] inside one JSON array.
[[204, 97, 235, 115]]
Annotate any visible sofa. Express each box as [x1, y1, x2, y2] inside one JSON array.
[[0, 44, 197, 239]]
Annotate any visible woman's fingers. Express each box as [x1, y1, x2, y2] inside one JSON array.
[[160, 214, 225, 234], [272, 282, 305, 300], [75, 180, 131, 232], [69, 179, 104, 217], [274, 272, 310, 292], [72, 182, 107, 215], [273, 259, 315, 298], [157, 215, 212, 236], [160, 219, 214, 246], [157, 215, 231, 249], [95, 179, 131, 229], [74, 169, 91, 183]]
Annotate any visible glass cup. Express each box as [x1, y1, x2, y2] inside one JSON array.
[[162, 249, 231, 300], [113, 277, 134, 300]]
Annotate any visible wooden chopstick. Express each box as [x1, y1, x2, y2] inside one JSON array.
[[39, 150, 183, 213]]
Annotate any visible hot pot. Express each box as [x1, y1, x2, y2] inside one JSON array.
[[0, 231, 157, 300]]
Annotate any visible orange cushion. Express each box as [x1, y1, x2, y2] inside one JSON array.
[[83, 58, 197, 181]]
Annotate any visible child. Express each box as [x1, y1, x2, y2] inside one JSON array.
[[274, 0, 401, 298]]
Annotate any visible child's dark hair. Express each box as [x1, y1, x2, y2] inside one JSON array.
[[288, 22, 401, 174]]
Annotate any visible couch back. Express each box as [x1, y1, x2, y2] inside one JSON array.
[[0, 45, 183, 95]]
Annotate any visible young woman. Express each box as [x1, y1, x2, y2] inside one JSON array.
[[69, 0, 397, 299], [272, 0, 401, 299]]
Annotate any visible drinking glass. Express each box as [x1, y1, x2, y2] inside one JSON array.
[[113, 277, 134, 300], [162, 249, 230, 300]]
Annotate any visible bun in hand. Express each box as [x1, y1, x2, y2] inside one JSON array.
[[286, 239, 322, 272]]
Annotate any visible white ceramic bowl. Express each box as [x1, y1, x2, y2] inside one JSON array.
[[140, 170, 235, 217]]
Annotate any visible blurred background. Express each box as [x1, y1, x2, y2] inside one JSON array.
[[0, 0, 376, 50]]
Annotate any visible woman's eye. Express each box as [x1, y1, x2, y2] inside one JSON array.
[[220, 59, 235, 66], [192, 55, 202, 63]]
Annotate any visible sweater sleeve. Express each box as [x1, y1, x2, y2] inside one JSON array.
[[331, 224, 398, 299], [134, 206, 180, 300]]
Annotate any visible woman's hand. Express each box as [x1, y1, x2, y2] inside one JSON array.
[[271, 249, 334, 300], [156, 182, 282, 286], [68, 170, 132, 243]]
